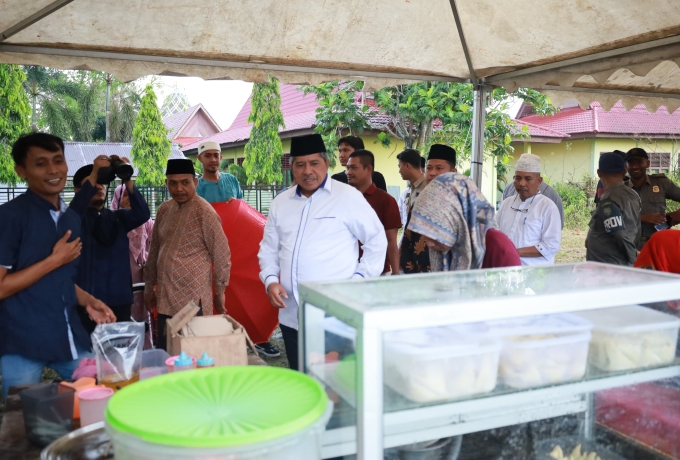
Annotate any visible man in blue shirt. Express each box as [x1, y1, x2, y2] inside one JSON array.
[[0, 133, 116, 397], [195, 141, 243, 202], [70, 157, 151, 331]]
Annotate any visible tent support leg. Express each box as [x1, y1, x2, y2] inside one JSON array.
[[470, 85, 488, 188]]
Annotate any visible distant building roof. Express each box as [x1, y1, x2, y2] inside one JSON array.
[[517, 101, 680, 138], [64, 142, 185, 177], [512, 120, 570, 143], [182, 85, 390, 154], [163, 103, 221, 142]]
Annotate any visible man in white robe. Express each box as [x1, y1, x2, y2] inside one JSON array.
[[496, 154, 561, 266], [258, 134, 387, 370]]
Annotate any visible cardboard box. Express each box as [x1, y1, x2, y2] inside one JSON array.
[[166, 302, 257, 366]]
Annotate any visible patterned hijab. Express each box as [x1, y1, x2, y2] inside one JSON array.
[[408, 173, 496, 271], [112, 185, 154, 265]]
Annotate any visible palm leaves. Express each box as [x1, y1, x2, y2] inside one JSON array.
[[22, 67, 141, 142]]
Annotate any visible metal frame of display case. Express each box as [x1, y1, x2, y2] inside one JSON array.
[[298, 263, 680, 460]]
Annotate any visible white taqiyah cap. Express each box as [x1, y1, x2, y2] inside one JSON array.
[[515, 153, 541, 173], [198, 141, 221, 155]]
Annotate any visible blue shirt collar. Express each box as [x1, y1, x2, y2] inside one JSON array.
[[25, 188, 66, 212], [294, 174, 330, 197]]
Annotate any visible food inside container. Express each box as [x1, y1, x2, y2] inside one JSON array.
[[383, 327, 501, 403], [534, 436, 626, 460], [575, 305, 680, 372], [480, 314, 593, 389]]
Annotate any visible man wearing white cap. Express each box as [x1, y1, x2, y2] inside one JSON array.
[[196, 140, 243, 203], [496, 154, 562, 266]]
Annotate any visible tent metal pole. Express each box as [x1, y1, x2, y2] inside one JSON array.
[[0, 0, 75, 42], [0, 44, 459, 83], [470, 85, 487, 188], [448, 0, 476, 82]]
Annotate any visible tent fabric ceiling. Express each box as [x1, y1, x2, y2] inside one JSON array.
[[2, 0, 680, 109]]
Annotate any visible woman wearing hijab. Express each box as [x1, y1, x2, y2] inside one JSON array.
[[408, 172, 520, 271], [112, 184, 155, 347]]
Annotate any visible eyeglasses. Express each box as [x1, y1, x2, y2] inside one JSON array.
[[510, 194, 537, 213]]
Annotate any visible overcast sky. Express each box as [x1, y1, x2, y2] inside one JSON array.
[[144, 76, 254, 131]]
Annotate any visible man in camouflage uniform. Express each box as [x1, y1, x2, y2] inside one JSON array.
[[626, 148, 680, 249], [586, 153, 641, 266]]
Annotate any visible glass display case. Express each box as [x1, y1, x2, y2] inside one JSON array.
[[298, 263, 680, 460]]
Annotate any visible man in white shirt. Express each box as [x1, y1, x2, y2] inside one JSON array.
[[496, 154, 561, 266], [258, 134, 387, 370]]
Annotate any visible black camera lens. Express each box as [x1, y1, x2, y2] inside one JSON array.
[[112, 159, 133, 182]]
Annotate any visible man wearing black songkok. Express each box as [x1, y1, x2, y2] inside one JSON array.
[[144, 159, 232, 349]]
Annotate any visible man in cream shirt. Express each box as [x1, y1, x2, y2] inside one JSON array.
[[496, 154, 561, 266]]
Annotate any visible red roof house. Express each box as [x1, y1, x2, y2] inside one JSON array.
[[163, 103, 222, 147]]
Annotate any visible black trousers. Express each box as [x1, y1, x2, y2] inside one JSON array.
[[157, 308, 203, 351], [280, 324, 299, 371]]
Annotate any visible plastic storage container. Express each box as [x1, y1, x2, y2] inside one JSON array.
[[480, 314, 593, 389], [140, 348, 171, 380], [196, 352, 215, 368], [20, 383, 75, 447], [383, 327, 502, 403], [576, 305, 680, 372], [173, 351, 195, 372], [105, 366, 332, 460], [78, 387, 114, 427]]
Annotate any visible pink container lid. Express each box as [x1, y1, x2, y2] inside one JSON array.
[[78, 387, 114, 401]]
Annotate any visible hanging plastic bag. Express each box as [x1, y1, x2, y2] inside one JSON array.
[[92, 322, 145, 391]]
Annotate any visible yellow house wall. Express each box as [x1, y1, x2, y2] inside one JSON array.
[[509, 139, 594, 184], [510, 138, 680, 185]]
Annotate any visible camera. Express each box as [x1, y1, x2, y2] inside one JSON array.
[[97, 157, 134, 184]]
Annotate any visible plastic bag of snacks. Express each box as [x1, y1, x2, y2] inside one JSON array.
[[92, 322, 145, 391]]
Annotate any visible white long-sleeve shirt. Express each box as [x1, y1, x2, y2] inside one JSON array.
[[258, 176, 387, 330], [496, 193, 562, 266]]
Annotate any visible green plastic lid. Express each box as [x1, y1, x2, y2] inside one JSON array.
[[105, 366, 328, 448]]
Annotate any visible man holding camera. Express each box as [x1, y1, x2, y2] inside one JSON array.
[[70, 155, 151, 330]]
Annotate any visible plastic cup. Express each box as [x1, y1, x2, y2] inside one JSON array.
[[78, 387, 114, 427]]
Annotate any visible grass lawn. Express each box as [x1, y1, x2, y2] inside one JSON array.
[[555, 228, 588, 264]]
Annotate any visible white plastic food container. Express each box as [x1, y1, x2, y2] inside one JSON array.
[[480, 314, 593, 389], [576, 305, 680, 372], [383, 327, 501, 403]]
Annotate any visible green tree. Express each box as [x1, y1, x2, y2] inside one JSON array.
[[227, 164, 248, 187], [0, 64, 31, 185], [105, 75, 142, 142], [243, 75, 285, 184], [302, 81, 557, 188], [131, 84, 171, 185], [22, 67, 141, 142], [302, 81, 369, 167]]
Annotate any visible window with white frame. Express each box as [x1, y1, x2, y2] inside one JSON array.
[[648, 152, 671, 174], [600, 151, 671, 174]]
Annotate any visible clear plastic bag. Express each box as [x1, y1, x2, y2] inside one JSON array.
[[92, 322, 145, 391]]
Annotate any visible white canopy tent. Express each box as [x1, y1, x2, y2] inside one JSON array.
[[3, 0, 680, 187], [2, 1, 680, 455]]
